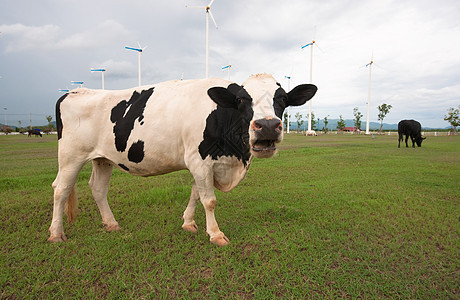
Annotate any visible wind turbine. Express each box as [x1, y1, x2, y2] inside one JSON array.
[[125, 42, 147, 87], [91, 68, 106, 90], [301, 38, 321, 135], [187, 0, 218, 78], [222, 64, 231, 80], [284, 75, 292, 133], [71, 81, 84, 88], [365, 55, 374, 135]]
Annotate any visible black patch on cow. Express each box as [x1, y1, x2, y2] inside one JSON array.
[[118, 163, 130, 171], [273, 87, 288, 118], [110, 88, 154, 152], [56, 93, 68, 140], [128, 140, 145, 163], [199, 84, 253, 166], [273, 84, 318, 118]]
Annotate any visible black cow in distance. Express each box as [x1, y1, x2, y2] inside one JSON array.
[[398, 120, 425, 148]]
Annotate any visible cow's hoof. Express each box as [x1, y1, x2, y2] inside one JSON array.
[[104, 223, 121, 232], [48, 233, 67, 242], [182, 222, 198, 233], [210, 233, 230, 247]]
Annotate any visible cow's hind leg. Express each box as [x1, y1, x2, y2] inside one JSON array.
[[49, 162, 84, 242], [89, 158, 120, 232], [182, 183, 199, 233]]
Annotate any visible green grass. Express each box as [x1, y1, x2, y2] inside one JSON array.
[[1, 133, 459, 298]]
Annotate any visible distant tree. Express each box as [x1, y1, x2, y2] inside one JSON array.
[[46, 115, 53, 131], [444, 105, 459, 134], [283, 112, 291, 132], [353, 107, 363, 132], [323, 115, 329, 133], [377, 104, 392, 133], [337, 115, 346, 132], [295, 112, 304, 132], [0, 125, 13, 134]]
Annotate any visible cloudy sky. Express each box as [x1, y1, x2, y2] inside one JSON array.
[[1, 0, 459, 128]]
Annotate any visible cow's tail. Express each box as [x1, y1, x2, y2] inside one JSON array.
[[64, 185, 78, 224]]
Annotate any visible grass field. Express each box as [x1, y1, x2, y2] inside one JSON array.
[[1, 133, 459, 298]]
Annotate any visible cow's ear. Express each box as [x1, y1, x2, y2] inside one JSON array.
[[207, 87, 238, 109], [227, 83, 244, 96], [286, 84, 317, 106]]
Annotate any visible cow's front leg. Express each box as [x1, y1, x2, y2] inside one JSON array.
[[182, 183, 199, 233], [190, 165, 229, 246]]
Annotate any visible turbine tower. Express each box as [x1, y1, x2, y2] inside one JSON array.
[[125, 42, 147, 87], [284, 75, 292, 133], [91, 68, 106, 90], [365, 56, 374, 135], [301, 38, 320, 135], [188, 0, 218, 78]]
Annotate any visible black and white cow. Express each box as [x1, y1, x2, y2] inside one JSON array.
[[48, 74, 317, 246], [398, 119, 425, 148]]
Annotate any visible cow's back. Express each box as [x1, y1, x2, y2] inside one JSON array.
[[57, 78, 230, 175], [398, 120, 421, 135]]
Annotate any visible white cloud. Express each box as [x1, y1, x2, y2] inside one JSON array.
[[93, 59, 136, 79], [0, 20, 133, 52], [55, 20, 134, 50], [0, 23, 60, 52]]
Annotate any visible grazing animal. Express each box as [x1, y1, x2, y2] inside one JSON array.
[[48, 74, 317, 246], [398, 119, 425, 148], [28, 129, 42, 137]]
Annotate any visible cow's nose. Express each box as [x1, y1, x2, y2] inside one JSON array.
[[251, 118, 283, 139]]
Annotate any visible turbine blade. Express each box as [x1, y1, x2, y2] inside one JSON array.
[[314, 42, 325, 53], [208, 0, 215, 7], [208, 10, 218, 29]]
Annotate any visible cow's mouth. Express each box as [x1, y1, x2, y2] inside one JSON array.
[[252, 140, 277, 153]]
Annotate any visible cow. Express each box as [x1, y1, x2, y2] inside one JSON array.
[[48, 74, 317, 246], [398, 119, 425, 148], [28, 129, 42, 137]]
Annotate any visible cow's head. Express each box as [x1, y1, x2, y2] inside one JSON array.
[[207, 74, 317, 158], [416, 136, 426, 147]]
